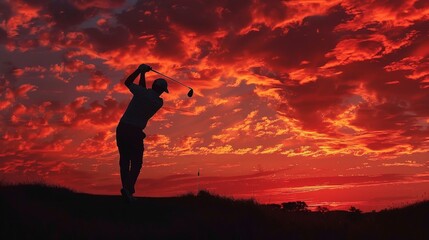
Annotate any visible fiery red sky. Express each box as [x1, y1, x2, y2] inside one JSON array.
[[1, 0, 429, 211]]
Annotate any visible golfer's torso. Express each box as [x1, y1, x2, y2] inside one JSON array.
[[121, 89, 163, 129]]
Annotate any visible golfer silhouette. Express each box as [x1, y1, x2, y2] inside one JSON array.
[[116, 64, 168, 202]]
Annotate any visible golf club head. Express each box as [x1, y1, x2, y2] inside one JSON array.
[[187, 88, 194, 97]]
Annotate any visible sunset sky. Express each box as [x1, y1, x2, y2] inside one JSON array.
[[1, 0, 429, 211]]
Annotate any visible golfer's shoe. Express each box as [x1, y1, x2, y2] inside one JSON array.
[[121, 188, 136, 203]]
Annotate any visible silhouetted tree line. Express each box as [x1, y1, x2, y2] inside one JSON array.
[[263, 201, 310, 211], [316, 206, 329, 213], [264, 201, 362, 214], [349, 206, 362, 214], [282, 201, 309, 212]]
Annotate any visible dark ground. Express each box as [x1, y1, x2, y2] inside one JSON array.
[[1, 184, 428, 239]]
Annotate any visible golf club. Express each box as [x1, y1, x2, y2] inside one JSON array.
[[151, 69, 194, 97]]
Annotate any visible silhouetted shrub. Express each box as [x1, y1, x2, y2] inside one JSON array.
[[281, 201, 309, 212], [263, 204, 282, 210], [316, 206, 329, 213], [349, 206, 362, 214]]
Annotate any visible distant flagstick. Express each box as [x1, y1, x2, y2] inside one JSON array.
[[197, 168, 200, 194]]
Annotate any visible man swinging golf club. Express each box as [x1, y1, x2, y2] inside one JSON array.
[[116, 63, 168, 202]]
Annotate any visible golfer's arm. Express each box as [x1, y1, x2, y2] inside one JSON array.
[[138, 71, 147, 88], [124, 68, 141, 87]]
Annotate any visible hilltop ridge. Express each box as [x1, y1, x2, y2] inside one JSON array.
[[1, 184, 428, 239]]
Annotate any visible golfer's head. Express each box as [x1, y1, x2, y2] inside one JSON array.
[[152, 78, 169, 94]]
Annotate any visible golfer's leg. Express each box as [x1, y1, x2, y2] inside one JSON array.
[[119, 146, 132, 192], [129, 142, 143, 194]]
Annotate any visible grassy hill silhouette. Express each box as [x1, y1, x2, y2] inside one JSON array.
[[1, 183, 428, 239]]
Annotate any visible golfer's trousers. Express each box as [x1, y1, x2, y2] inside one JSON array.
[[116, 121, 146, 194]]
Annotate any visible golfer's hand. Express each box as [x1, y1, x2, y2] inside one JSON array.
[[138, 64, 152, 73]]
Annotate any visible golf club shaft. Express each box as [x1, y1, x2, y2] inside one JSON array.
[[151, 69, 191, 89]]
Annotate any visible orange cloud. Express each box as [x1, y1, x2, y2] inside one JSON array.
[[324, 32, 417, 68], [77, 130, 116, 157], [76, 71, 110, 92]]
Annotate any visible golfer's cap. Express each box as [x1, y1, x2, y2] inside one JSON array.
[[153, 78, 169, 93]]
